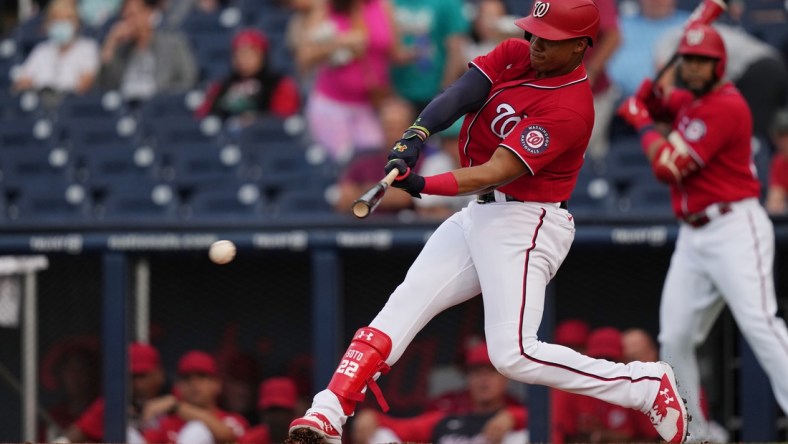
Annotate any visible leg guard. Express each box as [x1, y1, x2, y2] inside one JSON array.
[[327, 327, 392, 414]]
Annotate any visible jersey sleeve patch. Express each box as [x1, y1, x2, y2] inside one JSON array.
[[520, 125, 550, 154], [682, 118, 706, 142]]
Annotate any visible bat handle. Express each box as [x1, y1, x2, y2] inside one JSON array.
[[382, 167, 401, 186]]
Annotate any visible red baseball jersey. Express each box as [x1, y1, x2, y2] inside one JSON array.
[[461, 38, 595, 202], [143, 409, 248, 443], [665, 83, 760, 216], [769, 154, 788, 190]]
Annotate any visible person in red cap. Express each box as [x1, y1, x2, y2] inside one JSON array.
[[142, 350, 247, 444], [55, 342, 167, 443], [554, 319, 591, 353], [351, 341, 528, 444], [195, 28, 301, 128], [239, 377, 301, 444], [552, 327, 661, 444], [289, 0, 688, 441]]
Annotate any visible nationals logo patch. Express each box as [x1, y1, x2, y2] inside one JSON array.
[[520, 125, 550, 154], [683, 119, 706, 142]]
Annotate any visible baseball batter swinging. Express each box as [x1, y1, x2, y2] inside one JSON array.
[[289, 1, 689, 443], [618, 24, 788, 441]]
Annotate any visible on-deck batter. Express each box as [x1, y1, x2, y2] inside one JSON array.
[[289, 2, 688, 443], [618, 23, 788, 441]]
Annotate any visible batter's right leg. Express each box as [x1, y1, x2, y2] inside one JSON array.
[[289, 210, 482, 443]]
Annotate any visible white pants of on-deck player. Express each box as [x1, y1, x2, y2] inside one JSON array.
[[659, 198, 788, 439]]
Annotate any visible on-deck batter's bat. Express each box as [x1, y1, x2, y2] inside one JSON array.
[[352, 168, 401, 219], [653, 0, 730, 85]]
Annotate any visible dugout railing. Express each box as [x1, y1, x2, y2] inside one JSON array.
[[0, 215, 786, 443]]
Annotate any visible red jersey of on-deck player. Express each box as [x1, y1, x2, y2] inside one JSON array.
[[664, 83, 760, 216], [461, 38, 595, 203]]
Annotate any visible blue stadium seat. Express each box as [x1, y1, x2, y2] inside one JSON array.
[[0, 145, 73, 189], [137, 92, 195, 122], [11, 15, 45, 58], [614, 177, 672, 219], [7, 179, 90, 223], [141, 116, 221, 149], [569, 167, 617, 219], [181, 9, 229, 36], [606, 137, 653, 189], [73, 144, 160, 188], [182, 182, 266, 221], [237, 116, 299, 148], [191, 33, 232, 84], [94, 182, 178, 222], [256, 8, 292, 40], [272, 187, 331, 216], [167, 142, 243, 188], [0, 117, 53, 150]]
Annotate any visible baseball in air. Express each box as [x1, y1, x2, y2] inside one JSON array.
[[209, 240, 236, 264]]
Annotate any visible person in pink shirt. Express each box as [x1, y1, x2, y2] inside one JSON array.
[[298, 0, 404, 163]]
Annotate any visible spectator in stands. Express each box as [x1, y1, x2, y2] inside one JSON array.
[[464, 0, 517, 62], [13, 0, 99, 99], [219, 351, 263, 427], [414, 119, 473, 220], [142, 350, 248, 444], [583, 0, 621, 161], [40, 336, 101, 441], [351, 341, 528, 444], [98, 0, 197, 103], [390, 0, 469, 111], [240, 377, 301, 444], [656, 23, 788, 140], [607, 0, 690, 97], [285, 0, 324, 95], [296, 0, 403, 164], [55, 342, 167, 443], [551, 327, 660, 444], [766, 109, 788, 215], [333, 95, 418, 214], [554, 318, 591, 353], [195, 29, 300, 131], [621, 328, 659, 363]]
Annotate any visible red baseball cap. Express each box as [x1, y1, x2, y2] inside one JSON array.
[[258, 377, 298, 409], [232, 29, 268, 52], [586, 327, 623, 361], [465, 342, 492, 367], [130, 342, 160, 375], [555, 319, 590, 349], [177, 351, 218, 377]]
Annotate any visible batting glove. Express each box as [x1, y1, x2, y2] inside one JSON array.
[[387, 125, 428, 170], [616, 97, 654, 133], [635, 79, 669, 119], [385, 159, 424, 198]]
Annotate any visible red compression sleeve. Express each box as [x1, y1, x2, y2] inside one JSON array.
[[422, 172, 459, 196]]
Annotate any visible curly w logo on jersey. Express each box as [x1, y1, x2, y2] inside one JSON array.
[[520, 125, 550, 154]]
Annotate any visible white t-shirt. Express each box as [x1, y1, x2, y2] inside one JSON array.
[[19, 37, 99, 92]]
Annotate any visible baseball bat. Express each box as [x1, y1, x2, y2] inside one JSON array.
[[351, 168, 401, 219], [653, 0, 729, 85]]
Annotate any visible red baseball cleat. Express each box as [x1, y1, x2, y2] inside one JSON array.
[[648, 362, 689, 443], [289, 412, 342, 444]]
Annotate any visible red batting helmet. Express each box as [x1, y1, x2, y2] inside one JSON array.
[[515, 0, 600, 46], [678, 24, 727, 79]]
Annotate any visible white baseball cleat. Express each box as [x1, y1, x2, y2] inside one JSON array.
[[648, 362, 689, 443], [289, 411, 342, 444]]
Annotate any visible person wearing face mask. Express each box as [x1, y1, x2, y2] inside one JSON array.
[[98, 0, 197, 102], [14, 0, 99, 96]]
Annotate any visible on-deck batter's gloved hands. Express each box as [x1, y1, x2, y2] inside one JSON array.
[[385, 159, 424, 198], [387, 125, 429, 170], [616, 97, 654, 132]]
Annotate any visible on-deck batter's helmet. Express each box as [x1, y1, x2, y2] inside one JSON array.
[[515, 0, 600, 46], [677, 24, 727, 79]]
